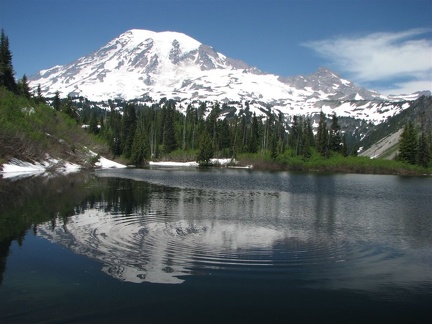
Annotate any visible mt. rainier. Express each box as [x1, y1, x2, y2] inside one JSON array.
[[29, 29, 427, 124]]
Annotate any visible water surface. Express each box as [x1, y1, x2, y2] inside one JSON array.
[[0, 168, 431, 322]]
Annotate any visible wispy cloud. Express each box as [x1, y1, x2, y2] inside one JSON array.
[[303, 29, 432, 95]]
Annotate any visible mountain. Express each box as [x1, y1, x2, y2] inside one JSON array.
[[29, 29, 429, 124]]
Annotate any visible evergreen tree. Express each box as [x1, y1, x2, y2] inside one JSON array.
[[398, 121, 418, 165], [121, 103, 137, 158], [89, 111, 99, 134], [304, 117, 315, 148], [130, 112, 150, 165], [417, 112, 431, 168], [329, 113, 342, 153], [196, 129, 213, 164], [63, 96, 78, 121], [341, 134, 348, 157], [207, 103, 220, 148], [300, 117, 312, 159], [35, 84, 45, 104], [270, 133, 278, 160], [163, 103, 177, 153], [52, 91, 61, 111], [289, 115, 301, 154], [276, 112, 286, 155], [418, 131, 430, 168], [17, 74, 31, 99], [248, 113, 260, 153], [0, 29, 17, 93], [109, 109, 123, 156], [316, 111, 329, 157], [288, 115, 300, 149], [218, 118, 232, 157]]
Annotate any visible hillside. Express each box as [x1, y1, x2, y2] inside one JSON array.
[[359, 95, 432, 158], [0, 88, 119, 176]]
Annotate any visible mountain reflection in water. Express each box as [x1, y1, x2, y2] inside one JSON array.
[[29, 168, 431, 292], [1, 168, 431, 323]]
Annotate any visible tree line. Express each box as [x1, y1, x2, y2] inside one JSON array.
[[397, 111, 432, 168], [83, 99, 350, 165]]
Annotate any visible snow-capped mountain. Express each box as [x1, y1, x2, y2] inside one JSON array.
[[29, 29, 428, 124]]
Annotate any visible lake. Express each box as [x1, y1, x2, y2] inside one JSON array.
[[0, 168, 431, 323]]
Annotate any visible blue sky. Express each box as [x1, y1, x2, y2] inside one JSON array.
[[1, 0, 431, 95]]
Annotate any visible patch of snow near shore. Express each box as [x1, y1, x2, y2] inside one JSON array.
[[149, 161, 199, 167], [1, 158, 82, 179], [1, 153, 125, 180], [95, 156, 127, 169], [149, 158, 236, 167], [1, 159, 46, 177], [86, 148, 126, 169]]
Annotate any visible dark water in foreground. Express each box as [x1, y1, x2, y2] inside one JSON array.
[[0, 168, 431, 323]]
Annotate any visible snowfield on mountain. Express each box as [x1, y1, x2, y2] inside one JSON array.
[[29, 29, 429, 125]]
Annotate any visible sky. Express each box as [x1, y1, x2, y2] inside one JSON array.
[[1, 0, 431, 95]]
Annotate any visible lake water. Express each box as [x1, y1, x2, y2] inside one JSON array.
[[0, 168, 431, 323]]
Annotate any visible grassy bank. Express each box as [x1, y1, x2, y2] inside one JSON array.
[[237, 151, 432, 175], [0, 88, 110, 166], [150, 148, 431, 175]]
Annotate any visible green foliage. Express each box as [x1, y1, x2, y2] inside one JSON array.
[[0, 87, 109, 163], [398, 121, 418, 165], [17, 74, 31, 99], [162, 102, 178, 153], [268, 148, 431, 174], [0, 29, 18, 94], [248, 113, 260, 153], [52, 91, 61, 111], [316, 111, 329, 157], [130, 111, 150, 165], [196, 130, 214, 164], [121, 103, 137, 158], [329, 113, 342, 153], [417, 112, 431, 168]]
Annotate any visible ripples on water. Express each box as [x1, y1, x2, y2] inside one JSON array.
[[36, 168, 432, 296]]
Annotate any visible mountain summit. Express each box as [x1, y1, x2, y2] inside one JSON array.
[[30, 29, 254, 100], [29, 29, 424, 124]]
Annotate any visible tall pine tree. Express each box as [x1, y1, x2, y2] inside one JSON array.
[[417, 112, 431, 168], [398, 121, 418, 165], [248, 112, 260, 153], [329, 113, 342, 153], [121, 103, 137, 158], [316, 111, 329, 157], [17, 74, 31, 99], [0, 29, 17, 93], [162, 102, 178, 153], [130, 111, 150, 165]]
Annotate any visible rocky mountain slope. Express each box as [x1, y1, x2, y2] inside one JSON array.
[[29, 29, 428, 125]]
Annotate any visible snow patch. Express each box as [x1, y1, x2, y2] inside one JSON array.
[[149, 161, 199, 167], [1, 157, 81, 179], [149, 158, 237, 167], [95, 156, 127, 169], [86, 148, 127, 169], [1, 151, 126, 180], [341, 78, 351, 86], [1, 159, 45, 176]]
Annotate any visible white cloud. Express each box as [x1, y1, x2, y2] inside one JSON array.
[[303, 29, 432, 94]]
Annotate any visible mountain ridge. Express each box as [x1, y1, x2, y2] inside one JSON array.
[[29, 29, 429, 124]]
